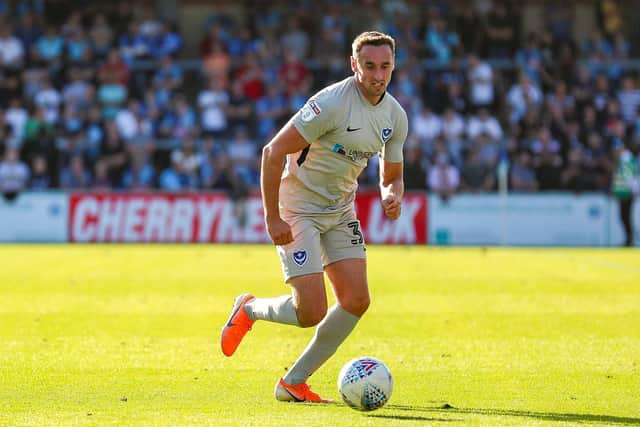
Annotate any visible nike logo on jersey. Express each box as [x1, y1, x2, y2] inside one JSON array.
[[346, 126, 362, 132]]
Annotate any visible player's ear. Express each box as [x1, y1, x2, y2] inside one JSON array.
[[350, 56, 357, 73]]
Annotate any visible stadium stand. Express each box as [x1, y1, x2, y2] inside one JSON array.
[[0, 0, 639, 195]]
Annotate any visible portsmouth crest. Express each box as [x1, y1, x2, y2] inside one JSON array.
[[293, 250, 308, 266], [381, 127, 393, 143]]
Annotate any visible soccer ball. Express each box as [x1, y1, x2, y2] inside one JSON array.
[[337, 356, 393, 411]]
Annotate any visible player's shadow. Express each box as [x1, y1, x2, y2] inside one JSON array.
[[382, 404, 640, 425]]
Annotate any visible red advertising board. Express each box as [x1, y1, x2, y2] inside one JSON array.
[[69, 192, 427, 244], [356, 191, 427, 244]]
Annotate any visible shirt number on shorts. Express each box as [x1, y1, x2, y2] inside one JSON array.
[[347, 221, 363, 245]]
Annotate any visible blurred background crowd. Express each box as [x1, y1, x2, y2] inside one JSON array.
[[0, 0, 639, 200]]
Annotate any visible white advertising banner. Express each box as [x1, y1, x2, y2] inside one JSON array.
[[0, 192, 68, 242], [428, 193, 611, 246]]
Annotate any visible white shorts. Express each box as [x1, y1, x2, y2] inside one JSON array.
[[276, 209, 366, 282]]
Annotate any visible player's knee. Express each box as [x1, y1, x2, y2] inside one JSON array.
[[297, 305, 327, 328], [342, 294, 370, 317]]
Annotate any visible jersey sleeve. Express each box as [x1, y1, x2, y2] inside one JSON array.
[[381, 108, 408, 163], [291, 91, 338, 144]]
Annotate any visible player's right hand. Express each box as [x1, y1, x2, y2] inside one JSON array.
[[265, 217, 294, 246]]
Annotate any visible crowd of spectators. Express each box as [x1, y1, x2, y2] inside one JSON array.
[[1, 0, 639, 200]]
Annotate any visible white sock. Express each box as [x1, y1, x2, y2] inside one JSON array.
[[283, 304, 359, 385], [244, 295, 300, 326]]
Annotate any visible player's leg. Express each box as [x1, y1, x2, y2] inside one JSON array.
[[281, 259, 367, 385], [279, 215, 367, 387], [244, 215, 326, 326], [274, 273, 334, 403], [221, 216, 323, 356]]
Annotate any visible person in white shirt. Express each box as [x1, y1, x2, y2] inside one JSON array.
[[197, 77, 229, 138], [411, 105, 442, 145], [428, 153, 460, 201], [33, 78, 62, 124], [506, 73, 542, 124], [0, 25, 24, 68], [0, 148, 30, 196], [4, 98, 28, 147], [467, 54, 494, 109], [466, 108, 503, 141]]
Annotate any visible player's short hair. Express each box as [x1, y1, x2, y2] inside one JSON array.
[[351, 31, 396, 59]]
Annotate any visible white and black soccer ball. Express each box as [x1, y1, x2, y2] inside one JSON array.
[[337, 356, 393, 411]]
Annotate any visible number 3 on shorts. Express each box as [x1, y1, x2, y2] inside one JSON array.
[[347, 221, 364, 245]]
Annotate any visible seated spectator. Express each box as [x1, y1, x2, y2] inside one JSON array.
[[99, 49, 129, 87], [62, 67, 95, 110], [411, 106, 442, 154], [617, 75, 640, 125], [403, 141, 427, 190], [280, 16, 309, 60], [534, 151, 563, 190], [279, 48, 311, 97], [441, 107, 466, 166], [119, 20, 149, 65], [4, 98, 28, 147], [59, 154, 91, 189], [90, 13, 113, 60], [510, 151, 538, 192], [227, 125, 259, 188], [95, 121, 128, 188], [506, 73, 543, 124], [561, 148, 599, 191], [467, 54, 494, 110], [29, 154, 50, 189], [122, 146, 155, 189], [467, 108, 503, 141], [33, 25, 64, 65], [425, 15, 459, 65], [14, 13, 42, 54], [428, 153, 460, 202], [202, 39, 230, 88], [97, 73, 127, 120], [0, 23, 24, 69], [516, 32, 543, 83], [234, 51, 265, 101], [0, 147, 30, 199], [169, 136, 203, 189], [152, 55, 183, 93], [150, 21, 182, 59], [255, 84, 288, 141], [197, 77, 229, 139], [65, 28, 92, 65], [34, 77, 62, 124], [485, 0, 517, 58], [225, 80, 254, 135], [460, 146, 496, 192]]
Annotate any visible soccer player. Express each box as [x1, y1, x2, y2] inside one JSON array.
[[221, 31, 408, 402]]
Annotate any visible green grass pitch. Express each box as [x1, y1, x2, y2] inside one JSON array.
[[0, 245, 638, 426]]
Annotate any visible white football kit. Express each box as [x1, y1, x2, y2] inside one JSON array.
[[276, 76, 408, 281]]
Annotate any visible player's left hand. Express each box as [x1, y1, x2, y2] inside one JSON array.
[[381, 196, 401, 220]]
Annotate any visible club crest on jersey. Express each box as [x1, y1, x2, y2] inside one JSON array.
[[381, 128, 393, 143], [293, 250, 308, 266], [300, 100, 322, 122]]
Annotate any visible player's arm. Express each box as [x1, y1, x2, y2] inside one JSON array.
[[379, 160, 404, 220], [261, 121, 310, 245]]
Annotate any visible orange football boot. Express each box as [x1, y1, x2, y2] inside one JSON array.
[[220, 293, 255, 356], [274, 378, 333, 403]]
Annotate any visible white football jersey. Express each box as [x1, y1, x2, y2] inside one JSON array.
[[283, 76, 408, 214]]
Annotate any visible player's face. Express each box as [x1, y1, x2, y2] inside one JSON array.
[[351, 44, 395, 104]]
